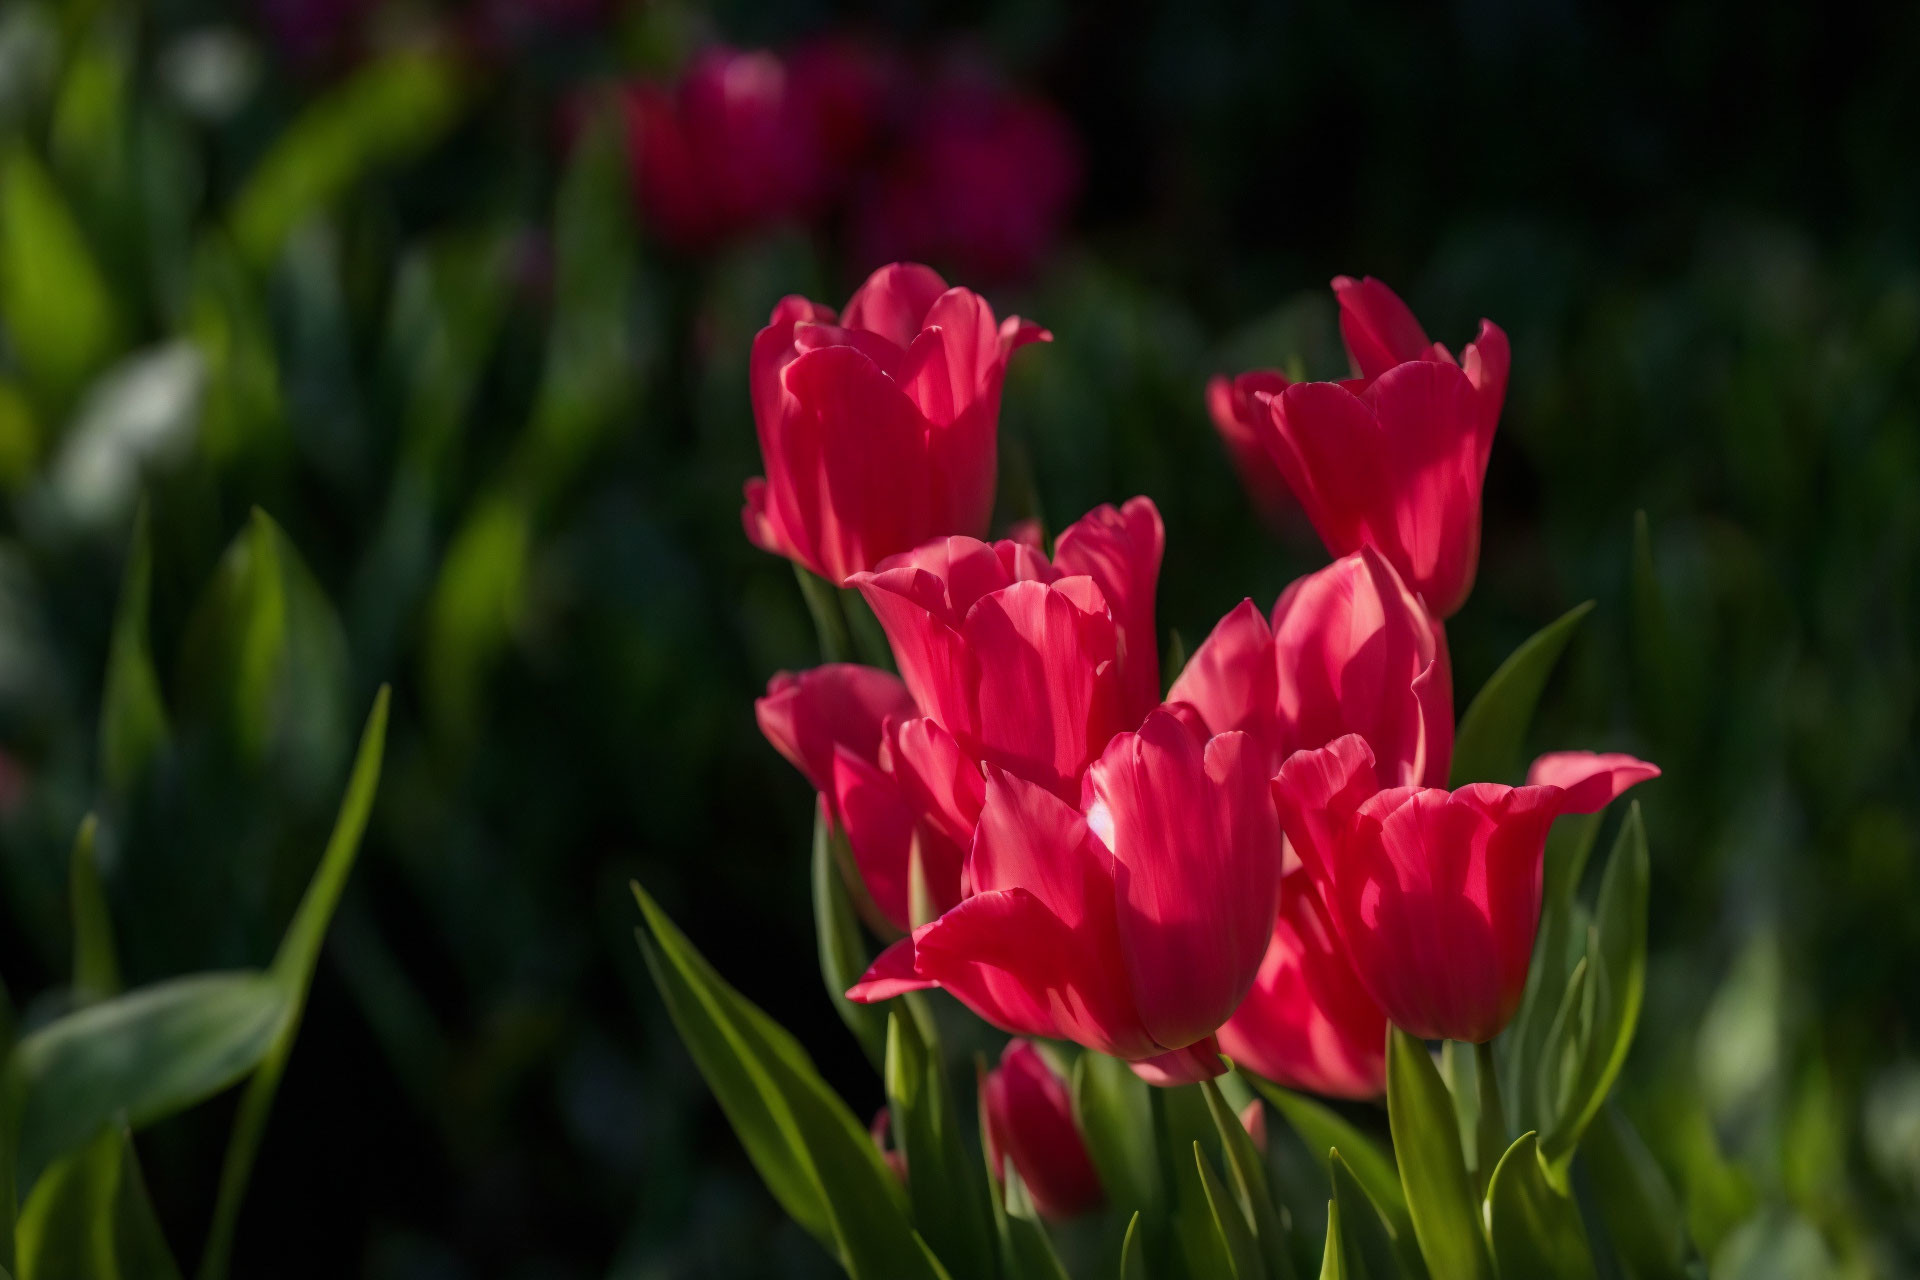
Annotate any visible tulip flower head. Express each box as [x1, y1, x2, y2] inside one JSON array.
[[743, 263, 1048, 583], [1226, 277, 1509, 617], [1273, 734, 1657, 1043], [850, 710, 1283, 1084], [981, 1040, 1103, 1219]]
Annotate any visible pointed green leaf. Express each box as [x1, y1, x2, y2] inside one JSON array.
[[999, 1165, 1070, 1280], [1251, 1080, 1410, 1234], [1319, 1200, 1348, 1280], [633, 884, 939, 1279], [813, 813, 887, 1069], [1450, 601, 1594, 787], [229, 52, 464, 266], [200, 689, 389, 1280], [1331, 1151, 1406, 1280], [1073, 1053, 1162, 1220], [98, 504, 169, 794], [1204, 1079, 1295, 1279], [67, 817, 118, 1005], [0, 141, 120, 406], [1195, 1142, 1264, 1279], [10, 972, 287, 1187], [1484, 1133, 1595, 1279], [1121, 1211, 1148, 1280], [1504, 811, 1603, 1133], [1533, 960, 1589, 1139], [16, 1128, 182, 1280], [1541, 806, 1648, 1172], [1386, 1029, 1491, 1280], [885, 1012, 994, 1280], [1583, 1104, 1690, 1280]]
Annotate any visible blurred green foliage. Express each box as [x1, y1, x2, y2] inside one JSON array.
[[0, 0, 1914, 1276]]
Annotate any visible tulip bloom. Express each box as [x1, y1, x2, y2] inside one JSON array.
[[743, 263, 1048, 583], [850, 498, 1165, 796], [1273, 734, 1658, 1043], [756, 664, 965, 933], [1238, 276, 1509, 617], [1217, 868, 1389, 1099], [1207, 370, 1295, 525], [850, 710, 1282, 1084], [981, 1040, 1103, 1219], [1168, 548, 1451, 787]]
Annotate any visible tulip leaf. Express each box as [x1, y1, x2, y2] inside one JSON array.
[[1120, 1211, 1148, 1280], [997, 1165, 1069, 1280], [98, 503, 170, 795], [1449, 601, 1594, 787], [1195, 1142, 1265, 1279], [15, 1128, 182, 1280], [9, 971, 289, 1188], [0, 140, 120, 407], [1319, 1199, 1349, 1280], [1484, 1133, 1595, 1280], [229, 52, 464, 266], [1159, 1086, 1237, 1279], [1540, 805, 1648, 1173], [813, 812, 888, 1069], [1204, 1079, 1296, 1279], [1073, 1053, 1162, 1221], [200, 688, 389, 1280], [1251, 1080, 1412, 1243], [633, 884, 941, 1280], [885, 1011, 994, 1280], [1532, 959, 1589, 1136], [1503, 810, 1604, 1134], [67, 816, 118, 1006], [1331, 1150, 1407, 1280], [1583, 1104, 1692, 1280], [1386, 1029, 1492, 1280]]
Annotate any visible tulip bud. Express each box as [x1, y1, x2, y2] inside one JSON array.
[[981, 1040, 1103, 1220]]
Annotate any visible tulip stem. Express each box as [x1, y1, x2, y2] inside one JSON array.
[[1471, 1039, 1507, 1188], [795, 564, 852, 663]]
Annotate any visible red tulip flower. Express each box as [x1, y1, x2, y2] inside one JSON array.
[[1273, 734, 1658, 1043], [1168, 548, 1451, 787], [1217, 867, 1389, 1099], [1242, 277, 1510, 617], [981, 1040, 1103, 1220], [743, 263, 1048, 584], [1207, 370, 1296, 526], [850, 498, 1164, 797], [850, 710, 1283, 1084]]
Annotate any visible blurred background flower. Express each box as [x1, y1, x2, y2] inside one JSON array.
[[0, 0, 1915, 1277]]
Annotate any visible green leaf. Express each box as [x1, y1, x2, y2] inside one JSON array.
[[1120, 1211, 1148, 1280], [1386, 1029, 1491, 1280], [422, 493, 531, 742], [199, 688, 390, 1280], [1583, 1104, 1691, 1280], [0, 141, 119, 407], [1532, 959, 1589, 1139], [1319, 1200, 1348, 1280], [98, 503, 170, 793], [1203, 1079, 1296, 1279], [1483, 1133, 1595, 1280], [633, 884, 940, 1279], [1159, 1086, 1236, 1279], [1541, 805, 1649, 1173], [1503, 811, 1604, 1134], [885, 1012, 994, 1280], [1331, 1150, 1406, 1280], [997, 1167, 1069, 1280], [67, 816, 118, 1005], [9, 972, 288, 1187], [229, 52, 464, 266], [813, 813, 888, 1070], [1073, 1053, 1162, 1221], [1195, 1142, 1265, 1279], [1450, 602, 1594, 787], [178, 509, 350, 771], [1251, 1080, 1411, 1241], [15, 1128, 182, 1280]]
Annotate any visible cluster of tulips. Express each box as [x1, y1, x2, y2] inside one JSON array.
[[638, 261, 1668, 1279]]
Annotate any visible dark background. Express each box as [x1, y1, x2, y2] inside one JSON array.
[[0, 0, 1915, 1275]]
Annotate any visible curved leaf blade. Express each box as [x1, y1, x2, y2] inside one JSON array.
[[1450, 602, 1594, 787], [1484, 1133, 1595, 1280], [1386, 1029, 1491, 1280]]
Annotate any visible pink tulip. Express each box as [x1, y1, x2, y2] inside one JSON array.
[[1273, 734, 1657, 1043], [981, 1040, 1103, 1219], [849, 498, 1165, 796], [1167, 548, 1451, 787], [1242, 276, 1509, 617], [1207, 370, 1295, 525], [849, 709, 1282, 1085], [743, 263, 1048, 583], [1217, 867, 1389, 1099]]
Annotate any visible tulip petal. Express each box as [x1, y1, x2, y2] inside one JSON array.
[[1333, 275, 1434, 380], [1272, 734, 1382, 889], [1130, 1037, 1227, 1085], [847, 934, 934, 1002], [1363, 358, 1485, 613], [1526, 751, 1661, 814], [1462, 319, 1510, 443], [841, 262, 950, 347], [756, 664, 917, 795], [889, 715, 986, 846], [1266, 381, 1387, 561], [1167, 598, 1276, 743], [1053, 497, 1166, 723], [852, 565, 981, 737], [1090, 713, 1280, 1051], [963, 579, 1122, 791], [832, 748, 917, 932], [984, 1040, 1104, 1219]]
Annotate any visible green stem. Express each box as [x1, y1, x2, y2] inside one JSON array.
[[795, 564, 851, 663], [1472, 1039, 1508, 1192]]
